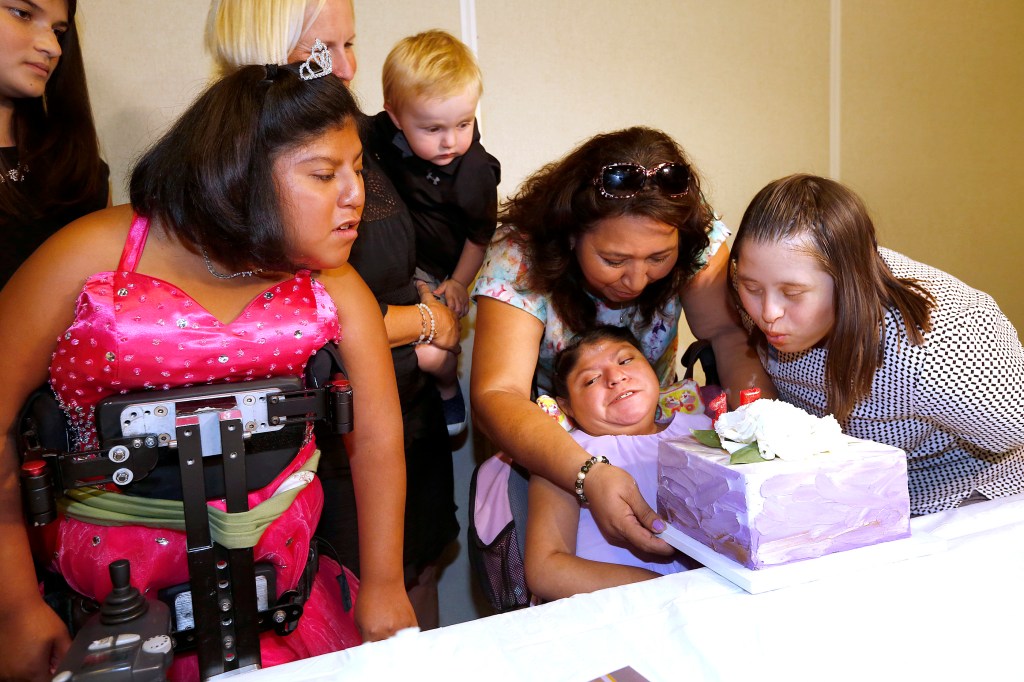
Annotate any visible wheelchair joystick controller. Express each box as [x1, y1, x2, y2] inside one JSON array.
[[101, 560, 149, 625], [52, 560, 173, 682]]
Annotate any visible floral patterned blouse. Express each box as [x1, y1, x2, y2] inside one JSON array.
[[471, 220, 729, 394]]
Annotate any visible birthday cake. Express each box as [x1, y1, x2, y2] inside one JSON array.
[[657, 399, 911, 570]]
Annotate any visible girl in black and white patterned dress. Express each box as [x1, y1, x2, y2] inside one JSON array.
[[730, 174, 1024, 515]]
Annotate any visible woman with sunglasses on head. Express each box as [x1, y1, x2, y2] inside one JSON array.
[[471, 126, 774, 557], [1, 0, 109, 289], [731, 174, 1024, 515]]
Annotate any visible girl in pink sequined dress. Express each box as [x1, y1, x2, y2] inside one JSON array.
[[0, 63, 413, 681]]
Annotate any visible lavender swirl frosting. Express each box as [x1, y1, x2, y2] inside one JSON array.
[[657, 437, 911, 569]]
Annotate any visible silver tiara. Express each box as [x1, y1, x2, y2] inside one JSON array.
[[300, 38, 332, 81]]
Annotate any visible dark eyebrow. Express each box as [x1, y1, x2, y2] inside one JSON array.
[[295, 149, 364, 169], [598, 247, 676, 259], [19, 0, 70, 29], [297, 155, 342, 166]]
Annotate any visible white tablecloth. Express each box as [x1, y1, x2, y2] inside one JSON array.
[[237, 493, 1024, 682]]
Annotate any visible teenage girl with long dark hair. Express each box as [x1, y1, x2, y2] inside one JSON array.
[[1, 0, 108, 288]]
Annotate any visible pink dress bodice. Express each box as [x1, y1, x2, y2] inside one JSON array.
[[50, 214, 341, 450], [45, 215, 358, 678]]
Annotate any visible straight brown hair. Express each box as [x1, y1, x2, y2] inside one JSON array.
[[732, 174, 935, 425]]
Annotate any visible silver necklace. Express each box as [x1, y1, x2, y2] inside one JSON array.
[[200, 247, 264, 280]]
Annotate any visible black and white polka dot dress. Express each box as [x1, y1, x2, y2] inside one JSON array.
[[764, 248, 1024, 515]]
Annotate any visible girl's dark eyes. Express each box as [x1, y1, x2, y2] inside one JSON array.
[[9, 7, 68, 37], [618, 357, 633, 365]]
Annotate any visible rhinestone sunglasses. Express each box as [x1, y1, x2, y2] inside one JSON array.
[[593, 162, 691, 199]]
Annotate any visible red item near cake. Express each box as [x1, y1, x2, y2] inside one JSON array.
[[708, 393, 728, 426]]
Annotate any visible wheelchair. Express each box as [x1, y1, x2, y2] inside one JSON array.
[[467, 339, 721, 614], [18, 346, 354, 681]]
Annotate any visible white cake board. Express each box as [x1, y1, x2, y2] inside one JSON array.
[[660, 526, 946, 594]]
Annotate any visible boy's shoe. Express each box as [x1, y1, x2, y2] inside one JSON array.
[[443, 384, 467, 436]]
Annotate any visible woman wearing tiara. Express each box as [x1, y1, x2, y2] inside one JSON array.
[[0, 55, 413, 680], [0, 0, 109, 288]]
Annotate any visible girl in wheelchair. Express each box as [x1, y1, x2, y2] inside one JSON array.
[[0, 58, 413, 680], [524, 326, 703, 602]]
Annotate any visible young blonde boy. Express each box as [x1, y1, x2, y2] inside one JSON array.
[[370, 29, 501, 436]]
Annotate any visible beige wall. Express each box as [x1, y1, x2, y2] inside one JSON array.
[[75, 0, 1022, 625], [80, 1, 1022, 331], [840, 0, 1024, 329]]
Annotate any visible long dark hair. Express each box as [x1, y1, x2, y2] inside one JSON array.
[[731, 174, 935, 425], [130, 63, 361, 272], [500, 126, 713, 334], [0, 0, 104, 223]]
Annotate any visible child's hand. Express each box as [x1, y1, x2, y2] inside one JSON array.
[[434, 279, 469, 318]]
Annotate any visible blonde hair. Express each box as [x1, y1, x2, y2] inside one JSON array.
[[383, 30, 482, 110], [206, 0, 328, 76]]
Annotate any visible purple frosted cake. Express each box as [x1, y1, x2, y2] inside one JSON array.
[[657, 435, 911, 570]]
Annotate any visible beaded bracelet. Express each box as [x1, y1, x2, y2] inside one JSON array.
[[422, 303, 436, 345], [413, 303, 437, 345], [574, 455, 609, 505], [414, 303, 429, 344]]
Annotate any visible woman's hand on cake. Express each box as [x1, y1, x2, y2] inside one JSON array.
[[584, 465, 675, 556]]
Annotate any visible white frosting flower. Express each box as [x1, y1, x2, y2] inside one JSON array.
[[715, 408, 759, 443], [714, 399, 847, 461]]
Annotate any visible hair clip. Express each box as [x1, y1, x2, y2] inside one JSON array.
[[300, 38, 332, 81], [261, 63, 279, 84]]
